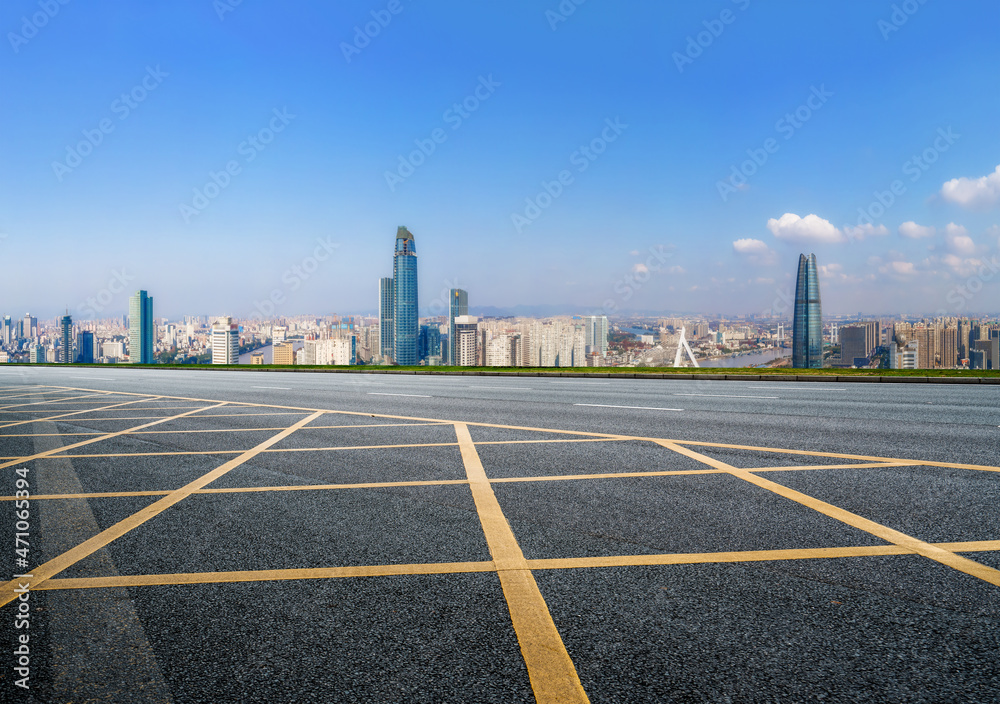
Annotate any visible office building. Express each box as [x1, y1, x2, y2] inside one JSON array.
[[583, 315, 609, 356], [21, 314, 37, 341], [59, 314, 73, 363], [453, 315, 479, 366], [419, 324, 442, 362], [128, 290, 154, 364], [211, 317, 240, 365], [792, 253, 822, 368], [392, 226, 419, 365], [379, 277, 395, 359], [273, 342, 295, 365], [448, 289, 468, 365], [29, 344, 45, 364], [2, 316, 11, 345], [76, 331, 95, 364], [838, 321, 879, 368]]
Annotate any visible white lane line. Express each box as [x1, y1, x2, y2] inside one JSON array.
[[251, 386, 291, 390], [466, 386, 533, 390], [367, 393, 432, 398], [70, 377, 115, 380], [575, 403, 683, 412], [746, 387, 847, 391], [674, 393, 779, 399]]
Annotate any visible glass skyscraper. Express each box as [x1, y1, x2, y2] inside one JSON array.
[[59, 314, 73, 363], [448, 288, 468, 366], [392, 226, 419, 365], [129, 290, 154, 364], [379, 277, 395, 359], [792, 253, 823, 368]]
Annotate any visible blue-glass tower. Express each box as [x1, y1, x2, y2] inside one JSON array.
[[129, 290, 154, 364], [792, 253, 823, 368], [392, 227, 419, 365], [448, 288, 468, 366]]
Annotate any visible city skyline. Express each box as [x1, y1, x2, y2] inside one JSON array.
[[2, 2, 999, 319]]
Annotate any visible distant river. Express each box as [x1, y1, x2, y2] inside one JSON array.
[[700, 348, 789, 368]]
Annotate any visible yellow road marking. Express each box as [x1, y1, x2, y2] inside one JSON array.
[[0, 396, 161, 431], [669, 438, 1000, 473], [492, 469, 725, 483], [0, 411, 324, 607], [656, 440, 1000, 588], [455, 423, 589, 704], [21, 540, 1000, 592], [0, 406, 209, 413], [0, 479, 472, 501], [749, 461, 923, 473], [0, 392, 110, 411], [38, 561, 496, 590], [0, 421, 453, 439], [0, 403, 228, 470]]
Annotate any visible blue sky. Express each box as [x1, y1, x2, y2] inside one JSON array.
[[2, 0, 999, 320]]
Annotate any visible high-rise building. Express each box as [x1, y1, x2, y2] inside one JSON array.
[[792, 253, 822, 368], [379, 277, 395, 359], [211, 317, 240, 365], [448, 288, 468, 365], [419, 324, 441, 362], [583, 315, 609, 356], [453, 315, 479, 366], [29, 344, 45, 364], [128, 290, 154, 364], [273, 342, 295, 365], [2, 316, 11, 345], [392, 226, 419, 365], [837, 321, 879, 368], [59, 314, 73, 363], [76, 331, 95, 364], [21, 314, 37, 341]]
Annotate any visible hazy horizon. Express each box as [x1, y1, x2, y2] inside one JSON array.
[[3, 1, 999, 320]]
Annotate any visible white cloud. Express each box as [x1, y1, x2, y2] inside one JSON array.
[[766, 213, 844, 244], [732, 238, 770, 254], [844, 223, 888, 240], [629, 250, 640, 256], [888, 261, 916, 275], [632, 262, 649, 274], [944, 223, 976, 256], [898, 221, 936, 239], [940, 164, 1000, 209], [666, 265, 686, 275], [732, 238, 776, 265]]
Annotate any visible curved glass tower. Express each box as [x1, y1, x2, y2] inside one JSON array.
[[393, 226, 419, 365], [792, 253, 823, 368]]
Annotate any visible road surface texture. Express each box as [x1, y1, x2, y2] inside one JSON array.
[[0, 367, 998, 703]]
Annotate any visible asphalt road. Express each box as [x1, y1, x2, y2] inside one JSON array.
[[0, 366, 997, 703]]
